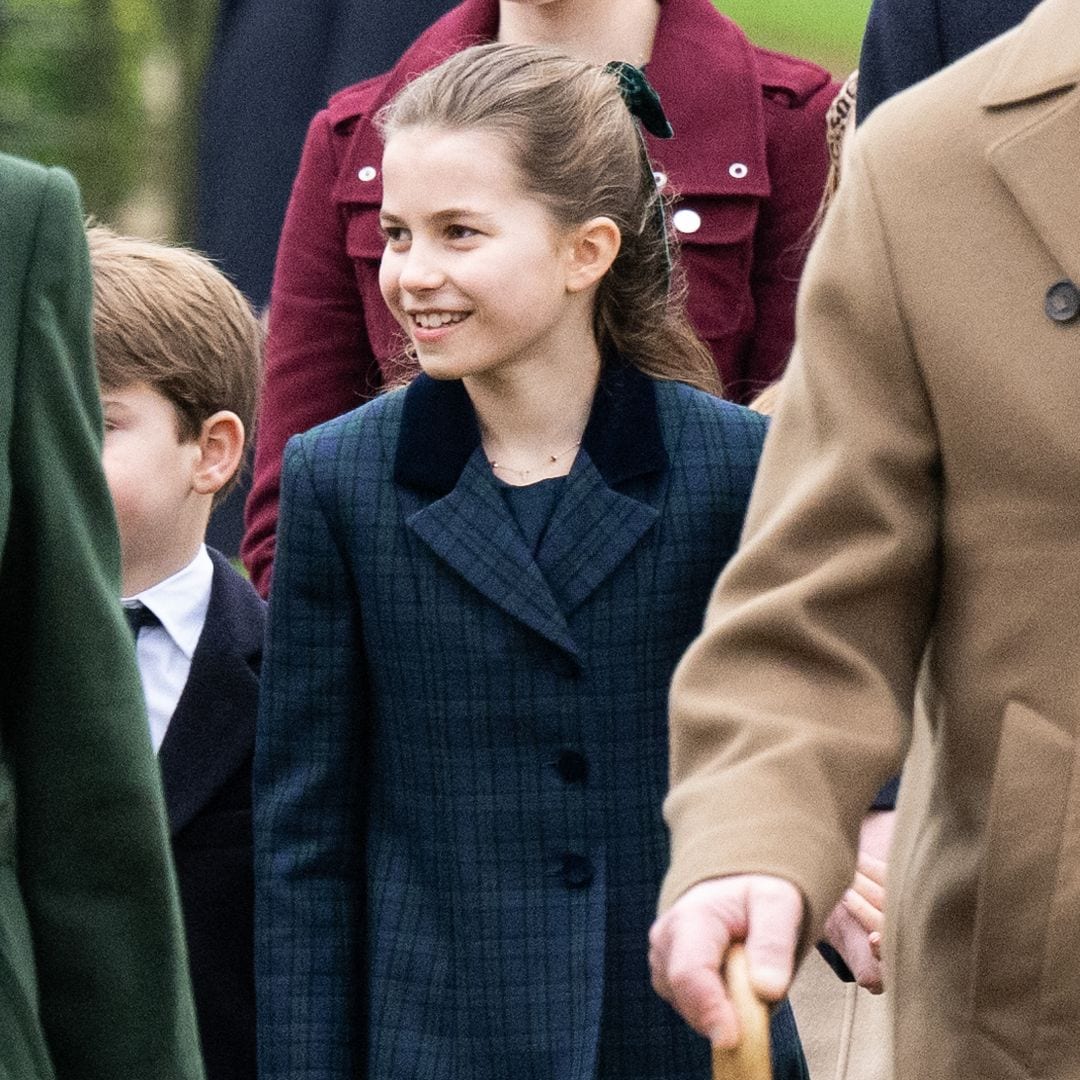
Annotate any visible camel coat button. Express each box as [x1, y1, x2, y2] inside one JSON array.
[[1045, 279, 1080, 323]]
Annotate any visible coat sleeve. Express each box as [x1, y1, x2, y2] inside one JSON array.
[[740, 75, 837, 400], [857, 0, 944, 123], [0, 165, 204, 1079], [242, 109, 381, 596], [255, 432, 367, 1080], [660, 132, 940, 947]]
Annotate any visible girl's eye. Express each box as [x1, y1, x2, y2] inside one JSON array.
[[446, 224, 478, 241], [381, 225, 409, 247]]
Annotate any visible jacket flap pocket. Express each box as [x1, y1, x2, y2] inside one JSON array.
[[668, 195, 758, 248], [344, 205, 385, 261], [972, 700, 1075, 1060]]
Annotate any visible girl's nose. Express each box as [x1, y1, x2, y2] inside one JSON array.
[[397, 243, 444, 293]]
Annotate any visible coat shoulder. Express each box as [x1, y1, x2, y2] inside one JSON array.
[[0, 151, 67, 199], [655, 381, 768, 482], [326, 70, 393, 130], [856, 26, 1011, 176], [752, 45, 836, 110], [290, 385, 407, 487], [206, 548, 266, 658]]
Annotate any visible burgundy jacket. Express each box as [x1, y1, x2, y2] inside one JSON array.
[[243, 0, 836, 593]]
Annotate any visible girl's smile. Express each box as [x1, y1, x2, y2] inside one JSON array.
[[406, 309, 472, 339]]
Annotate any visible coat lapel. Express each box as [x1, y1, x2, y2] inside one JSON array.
[[157, 550, 265, 835], [403, 448, 582, 662], [981, 0, 1080, 287], [537, 460, 660, 619], [393, 364, 668, 661], [536, 362, 668, 616]]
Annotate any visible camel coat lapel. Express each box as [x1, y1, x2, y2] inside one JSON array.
[[981, 0, 1080, 287]]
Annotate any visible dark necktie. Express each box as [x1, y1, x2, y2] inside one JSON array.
[[124, 603, 161, 639]]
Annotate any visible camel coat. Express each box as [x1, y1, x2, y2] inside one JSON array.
[[661, 3, 1080, 1078]]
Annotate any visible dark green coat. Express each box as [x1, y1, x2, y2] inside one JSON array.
[[0, 152, 204, 1080]]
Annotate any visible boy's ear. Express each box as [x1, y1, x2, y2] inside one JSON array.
[[565, 216, 621, 294], [191, 411, 245, 497]]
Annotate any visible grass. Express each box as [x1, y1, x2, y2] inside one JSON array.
[[713, 0, 871, 75]]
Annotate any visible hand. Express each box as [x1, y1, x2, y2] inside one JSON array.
[[822, 809, 894, 991], [823, 890, 883, 993], [843, 851, 886, 936], [649, 874, 803, 1048]]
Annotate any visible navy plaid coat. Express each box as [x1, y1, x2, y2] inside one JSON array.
[[255, 363, 807, 1080]]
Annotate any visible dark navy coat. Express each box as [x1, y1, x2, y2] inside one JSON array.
[[254, 364, 807, 1079], [197, 0, 455, 556], [195, 0, 455, 308], [160, 548, 265, 1080], [858, 0, 1039, 121]]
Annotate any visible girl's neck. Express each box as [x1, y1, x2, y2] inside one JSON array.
[[497, 0, 662, 68], [466, 346, 602, 487]]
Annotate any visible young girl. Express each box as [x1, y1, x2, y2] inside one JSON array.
[[255, 44, 808, 1080], [242, 0, 838, 595]]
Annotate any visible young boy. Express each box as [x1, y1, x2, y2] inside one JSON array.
[[88, 224, 264, 1080]]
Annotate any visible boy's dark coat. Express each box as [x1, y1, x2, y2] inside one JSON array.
[[160, 548, 265, 1080]]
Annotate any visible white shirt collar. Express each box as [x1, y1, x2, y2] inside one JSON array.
[[122, 545, 214, 660]]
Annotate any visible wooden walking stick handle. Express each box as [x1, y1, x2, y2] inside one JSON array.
[[712, 944, 772, 1080]]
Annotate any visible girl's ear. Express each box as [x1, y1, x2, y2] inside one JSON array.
[[565, 216, 621, 294], [191, 410, 245, 497]]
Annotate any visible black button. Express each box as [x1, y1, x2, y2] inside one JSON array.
[[562, 853, 594, 888], [1045, 279, 1080, 323], [551, 656, 579, 678], [555, 750, 589, 784]]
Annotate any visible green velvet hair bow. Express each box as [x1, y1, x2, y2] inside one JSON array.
[[604, 61, 674, 289], [603, 61, 674, 139]]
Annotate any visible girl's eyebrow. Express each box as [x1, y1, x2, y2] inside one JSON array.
[[378, 207, 495, 225]]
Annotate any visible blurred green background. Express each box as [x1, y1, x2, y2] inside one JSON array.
[[0, 0, 870, 240]]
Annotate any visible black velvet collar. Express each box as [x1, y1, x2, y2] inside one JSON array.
[[393, 359, 668, 496]]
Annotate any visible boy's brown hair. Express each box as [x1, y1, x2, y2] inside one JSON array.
[[87, 223, 263, 501]]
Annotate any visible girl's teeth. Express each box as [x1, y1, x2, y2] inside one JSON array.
[[414, 312, 466, 328]]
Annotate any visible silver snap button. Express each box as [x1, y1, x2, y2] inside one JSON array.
[[357, 166, 377, 182], [728, 162, 748, 179], [653, 170, 668, 189], [672, 208, 702, 234]]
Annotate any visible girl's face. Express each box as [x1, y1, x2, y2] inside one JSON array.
[[379, 126, 589, 386]]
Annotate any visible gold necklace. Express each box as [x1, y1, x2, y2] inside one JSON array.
[[488, 441, 581, 481]]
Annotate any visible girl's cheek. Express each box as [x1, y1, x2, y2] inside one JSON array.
[[378, 255, 399, 308]]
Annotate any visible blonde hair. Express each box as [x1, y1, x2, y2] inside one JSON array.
[[87, 223, 263, 501], [377, 43, 720, 395], [810, 69, 859, 236]]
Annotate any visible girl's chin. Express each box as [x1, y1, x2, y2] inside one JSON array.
[[415, 354, 471, 381]]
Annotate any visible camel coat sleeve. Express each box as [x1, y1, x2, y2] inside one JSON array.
[[660, 131, 941, 946]]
